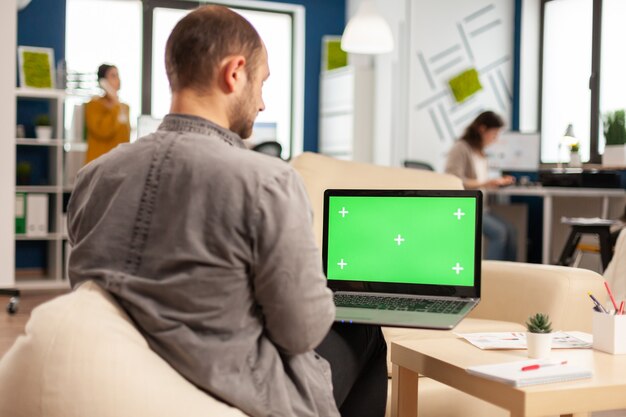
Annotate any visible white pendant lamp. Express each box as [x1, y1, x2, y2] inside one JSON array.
[[341, 1, 394, 54], [17, 0, 32, 11]]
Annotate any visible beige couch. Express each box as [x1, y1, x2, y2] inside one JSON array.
[[0, 152, 606, 417]]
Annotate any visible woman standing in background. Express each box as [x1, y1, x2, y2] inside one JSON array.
[[84, 64, 130, 164], [445, 111, 518, 261]]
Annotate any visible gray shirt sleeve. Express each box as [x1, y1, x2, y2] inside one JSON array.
[[252, 167, 335, 355]]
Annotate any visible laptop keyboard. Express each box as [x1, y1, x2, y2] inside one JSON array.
[[334, 294, 468, 314]]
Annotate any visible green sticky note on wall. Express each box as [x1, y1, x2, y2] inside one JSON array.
[[448, 68, 482, 103], [22, 51, 53, 88], [323, 38, 347, 71]]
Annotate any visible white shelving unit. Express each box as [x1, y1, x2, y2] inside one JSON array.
[[0, 0, 16, 292], [14, 88, 71, 289], [318, 65, 374, 162]]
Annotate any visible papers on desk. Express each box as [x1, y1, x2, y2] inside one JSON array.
[[456, 332, 592, 350], [466, 359, 593, 387]]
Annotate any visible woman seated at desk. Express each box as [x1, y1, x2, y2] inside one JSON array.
[[445, 111, 517, 261]]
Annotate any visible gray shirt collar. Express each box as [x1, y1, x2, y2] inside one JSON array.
[[159, 113, 246, 149]]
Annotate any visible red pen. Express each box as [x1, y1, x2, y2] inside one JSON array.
[[521, 360, 568, 372], [619, 301, 624, 315], [605, 282, 620, 313]]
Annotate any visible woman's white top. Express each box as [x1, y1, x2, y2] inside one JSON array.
[[471, 151, 489, 185]]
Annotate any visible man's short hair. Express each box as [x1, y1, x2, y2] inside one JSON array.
[[165, 5, 263, 93]]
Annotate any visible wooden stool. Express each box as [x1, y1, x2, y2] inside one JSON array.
[[572, 243, 601, 268]]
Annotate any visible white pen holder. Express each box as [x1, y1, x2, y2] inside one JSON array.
[[592, 311, 626, 354]]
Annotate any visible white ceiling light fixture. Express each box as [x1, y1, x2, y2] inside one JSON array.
[[341, 0, 394, 54], [17, 0, 32, 11]]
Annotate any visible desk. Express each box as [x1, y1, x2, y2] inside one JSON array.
[[391, 337, 626, 417], [490, 186, 626, 264]]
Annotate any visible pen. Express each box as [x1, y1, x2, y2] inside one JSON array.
[[588, 292, 609, 314], [605, 282, 620, 313], [521, 360, 568, 372], [619, 301, 624, 315]]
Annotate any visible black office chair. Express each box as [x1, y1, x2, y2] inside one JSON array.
[[251, 141, 283, 159], [0, 288, 20, 314], [403, 160, 435, 171]]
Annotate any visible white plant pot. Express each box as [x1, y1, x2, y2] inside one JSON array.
[[569, 152, 582, 168], [35, 126, 52, 140], [527, 332, 553, 359], [602, 144, 626, 167]]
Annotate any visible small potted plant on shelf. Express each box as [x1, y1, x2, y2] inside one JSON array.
[[34, 114, 52, 140], [602, 109, 626, 166], [569, 142, 582, 168], [16, 161, 32, 185], [526, 313, 553, 359]]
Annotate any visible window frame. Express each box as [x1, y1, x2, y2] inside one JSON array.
[[539, 0, 603, 164], [141, 0, 305, 158]]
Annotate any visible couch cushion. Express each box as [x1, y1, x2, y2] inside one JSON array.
[[291, 152, 462, 247], [0, 281, 246, 417], [471, 261, 605, 332]]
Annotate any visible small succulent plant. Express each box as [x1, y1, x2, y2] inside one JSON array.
[[35, 114, 51, 126], [526, 313, 553, 334]]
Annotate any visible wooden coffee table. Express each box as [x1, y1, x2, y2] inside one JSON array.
[[391, 337, 626, 417]]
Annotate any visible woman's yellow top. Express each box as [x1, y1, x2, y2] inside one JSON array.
[[84, 97, 131, 164]]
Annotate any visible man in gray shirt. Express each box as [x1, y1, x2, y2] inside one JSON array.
[[67, 5, 386, 417]]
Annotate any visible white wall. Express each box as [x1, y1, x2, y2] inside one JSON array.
[[0, 2, 16, 287], [347, 0, 517, 171], [347, 0, 412, 167], [409, 1, 515, 172]]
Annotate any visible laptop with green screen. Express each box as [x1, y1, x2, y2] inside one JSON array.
[[322, 189, 482, 329]]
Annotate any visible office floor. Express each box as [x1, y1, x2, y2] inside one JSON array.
[[0, 289, 68, 359]]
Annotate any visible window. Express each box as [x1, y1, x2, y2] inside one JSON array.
[[150, 7, 185, 121], [145, 0, 304, 159], [599, 0, 626, 153], [541, 0, 626, 163], [65, 0, 142, 140], [540, 0, 593, 163]]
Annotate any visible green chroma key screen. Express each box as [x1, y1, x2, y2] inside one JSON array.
[[326, 196, 477, 287]]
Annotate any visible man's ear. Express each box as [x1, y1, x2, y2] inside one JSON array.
[[222, 55, 247, 93]]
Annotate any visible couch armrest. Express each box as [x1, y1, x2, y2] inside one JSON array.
[[0, 281, 247, 417], [469, 261, 605, 332]]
